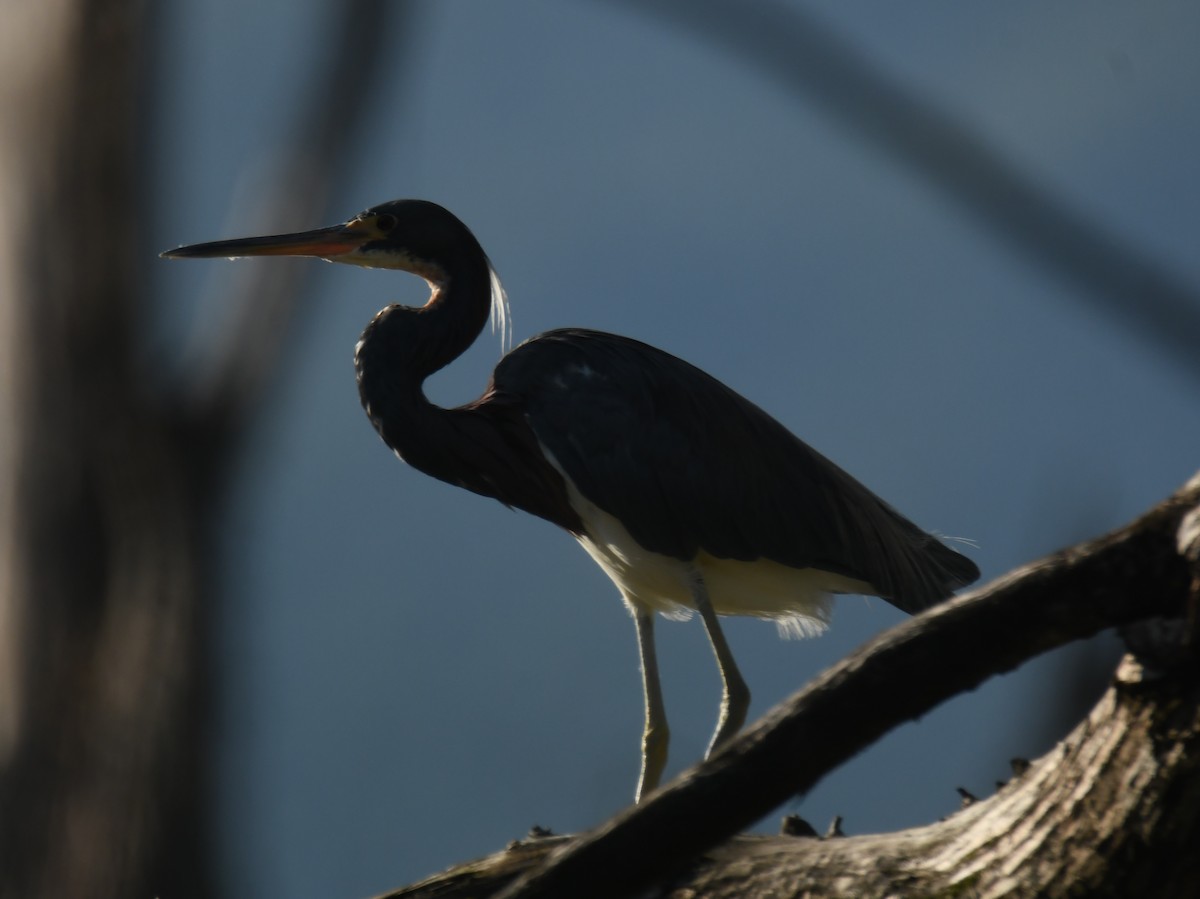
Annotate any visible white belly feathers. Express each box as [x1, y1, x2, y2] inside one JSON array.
[[542, 447, 874, 639]]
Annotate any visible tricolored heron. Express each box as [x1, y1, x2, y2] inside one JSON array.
[[163, 199, 979, 802]]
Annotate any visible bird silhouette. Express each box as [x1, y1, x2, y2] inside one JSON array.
[[163, 199, 979, 802]]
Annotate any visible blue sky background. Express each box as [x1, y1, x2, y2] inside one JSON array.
[[152, 3, 1200, 897]]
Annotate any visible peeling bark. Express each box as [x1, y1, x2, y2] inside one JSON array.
[[384, 661, 1200, 899], [378, 473, 1200, 899]]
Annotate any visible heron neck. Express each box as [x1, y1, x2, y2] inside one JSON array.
[[352, 255, 496, 486], [359, 255, 493, 389]]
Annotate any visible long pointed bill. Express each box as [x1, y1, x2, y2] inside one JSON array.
[[160, 221, 371, 261]]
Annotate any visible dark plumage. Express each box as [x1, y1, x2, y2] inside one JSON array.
[[163, 198, 979, 802], [496, 329, 976, 613]]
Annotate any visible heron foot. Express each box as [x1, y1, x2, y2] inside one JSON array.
[[706, 676, 750, 759], [636, 720, 670, 803]]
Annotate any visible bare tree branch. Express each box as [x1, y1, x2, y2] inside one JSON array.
[[603, 0, 1200, 382], [372, 471, 1200, 898], [491, 471, 1200, 899], [383, 642, 1200, 898]]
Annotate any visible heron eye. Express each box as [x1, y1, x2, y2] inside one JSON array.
[[374, 213, 398, 232]]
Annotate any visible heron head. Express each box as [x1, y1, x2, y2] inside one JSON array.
[[160, 199, 481, 288]]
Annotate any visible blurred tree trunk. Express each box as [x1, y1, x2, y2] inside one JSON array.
[[0, 1, 403, 894], [0, 1, 215, 897]]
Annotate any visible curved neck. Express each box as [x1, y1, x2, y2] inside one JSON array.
[[352, 251, 508, 501], [350, 244, 583, 535], [357, 250, 493, 391]]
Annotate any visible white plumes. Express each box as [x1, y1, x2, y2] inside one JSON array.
[[940, 533, 981, 550], [540, 445, 847, 639], [487, 261, 511, 354], [773, 611, 832, 641]]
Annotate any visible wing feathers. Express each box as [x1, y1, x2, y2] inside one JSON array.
[[498, 329, 978, 612]]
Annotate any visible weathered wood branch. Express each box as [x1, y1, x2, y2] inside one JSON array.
[[386, 660, 1200, 898], [377, 471, 1200, 899]]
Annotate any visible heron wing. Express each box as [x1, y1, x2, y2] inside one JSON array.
[[494, 329, 977, 612]]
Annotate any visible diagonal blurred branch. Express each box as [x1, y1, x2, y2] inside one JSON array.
[[605, 0, 1200, 382], [176, 0, 420, 480]]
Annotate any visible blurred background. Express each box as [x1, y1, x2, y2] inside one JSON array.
[[3, 2, 1198, 898]]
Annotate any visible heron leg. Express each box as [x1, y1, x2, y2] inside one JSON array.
[[633, 605, 669, 803], [690, 570, 750, 758]]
